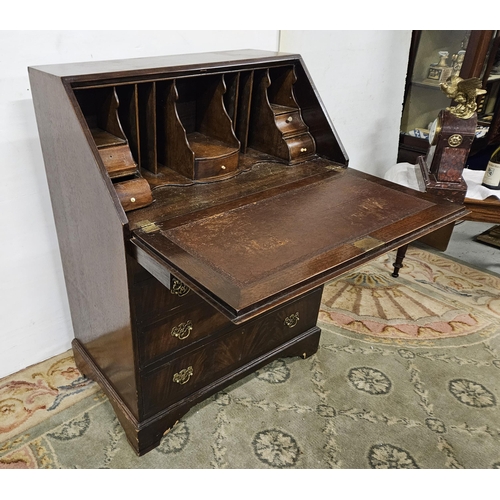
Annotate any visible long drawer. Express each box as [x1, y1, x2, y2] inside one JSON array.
[[138, 301, 232, 367], [140, 287, 323, 418], [130, 272, 203, 327], [211, 286, 322, 379]]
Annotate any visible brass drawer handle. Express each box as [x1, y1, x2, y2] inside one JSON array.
[[300, 147, 307, 153], [171, 279, 190, 297], [171, 320, 193, 340], [284, 312, 300, 328], [173, 366, 193, 385]]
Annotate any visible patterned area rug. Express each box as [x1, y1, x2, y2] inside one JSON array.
[[1, 247, 499, 468]]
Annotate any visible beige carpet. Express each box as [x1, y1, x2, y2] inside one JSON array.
[[1, 247, 499, 468]]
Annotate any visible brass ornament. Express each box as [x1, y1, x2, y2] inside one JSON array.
[[171, 320, 193, 340], [137, 220, 160, 233], [173, 366, 194, 385], [353, 236, 384, 251], [284, 312, 300, 328], [171, 279, 190, 297], [448, 134, 463, 147], [440, 76, 486, 119]]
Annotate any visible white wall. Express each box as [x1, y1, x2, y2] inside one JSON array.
[[0, 30, 411, 379], [280, 31, 412, 177], [0, 30, 279, 379]]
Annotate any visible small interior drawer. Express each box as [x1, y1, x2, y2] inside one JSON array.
[[274, 110, 308, 136], [193, 149, 239, 180], [284, 133, 316, 163], [98, 144, 137, 178]]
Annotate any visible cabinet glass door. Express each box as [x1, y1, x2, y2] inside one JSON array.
[[400, 30, 472, 141], [477, 31, 500, 144]]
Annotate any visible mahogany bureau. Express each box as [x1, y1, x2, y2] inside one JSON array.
[[29, 50, 467, 455]]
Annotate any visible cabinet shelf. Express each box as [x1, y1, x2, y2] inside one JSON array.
[[91, 128, 127, 148], [410, 80, 446, 90]]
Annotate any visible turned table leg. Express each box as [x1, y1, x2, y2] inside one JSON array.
[[392, 244, 409, 278]]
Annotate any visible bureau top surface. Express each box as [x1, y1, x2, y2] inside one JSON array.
[[133, 167, 468, 322], [28, 49, 298, 81]]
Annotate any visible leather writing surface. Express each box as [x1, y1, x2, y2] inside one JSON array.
[[134, 170, 466, 321], [163, 175, 430, 284]]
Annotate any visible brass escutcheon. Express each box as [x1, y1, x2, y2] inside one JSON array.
[[171, 320, 193, 340], [173, 366, 193, 385], [448, 134, 463, 147], [171, 279, 190, 297], [286, 116, 293, 122], [284, 312, 300, 328]]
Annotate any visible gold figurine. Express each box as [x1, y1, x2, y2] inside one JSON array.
[[440, 76, 486, 119]]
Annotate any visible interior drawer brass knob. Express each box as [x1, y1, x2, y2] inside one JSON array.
[[284, 312, 300, 328], [171, 320, 193, 340], [286, 116, 293, 122], [173, 366, 194, 385]]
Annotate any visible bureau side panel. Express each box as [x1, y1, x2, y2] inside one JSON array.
[[293, 58, 349, 166], [29, 69, 139, 418]]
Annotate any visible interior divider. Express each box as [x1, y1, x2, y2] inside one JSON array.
[[235, 71, 254, 153], [138, 82, 157, 174]]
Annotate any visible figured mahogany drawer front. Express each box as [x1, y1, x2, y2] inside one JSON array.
[[139, 302, 232, 367], [132, 275, 202, 326], [274, 110, 308, 136], [285, 133, 316, 163], [142, 346, 211, 417], [212, 287, 323, 379]]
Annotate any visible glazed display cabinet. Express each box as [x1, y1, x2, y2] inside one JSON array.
[[398, 30, 497, 166]]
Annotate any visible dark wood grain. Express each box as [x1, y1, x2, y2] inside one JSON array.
[[29, 68, 138, 418], [464, 197, 500, 223], [138, 301, 232, 367], [30, 50, 469, 456], [114, 178, 153, 212], [98, 145, 137, 178]]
